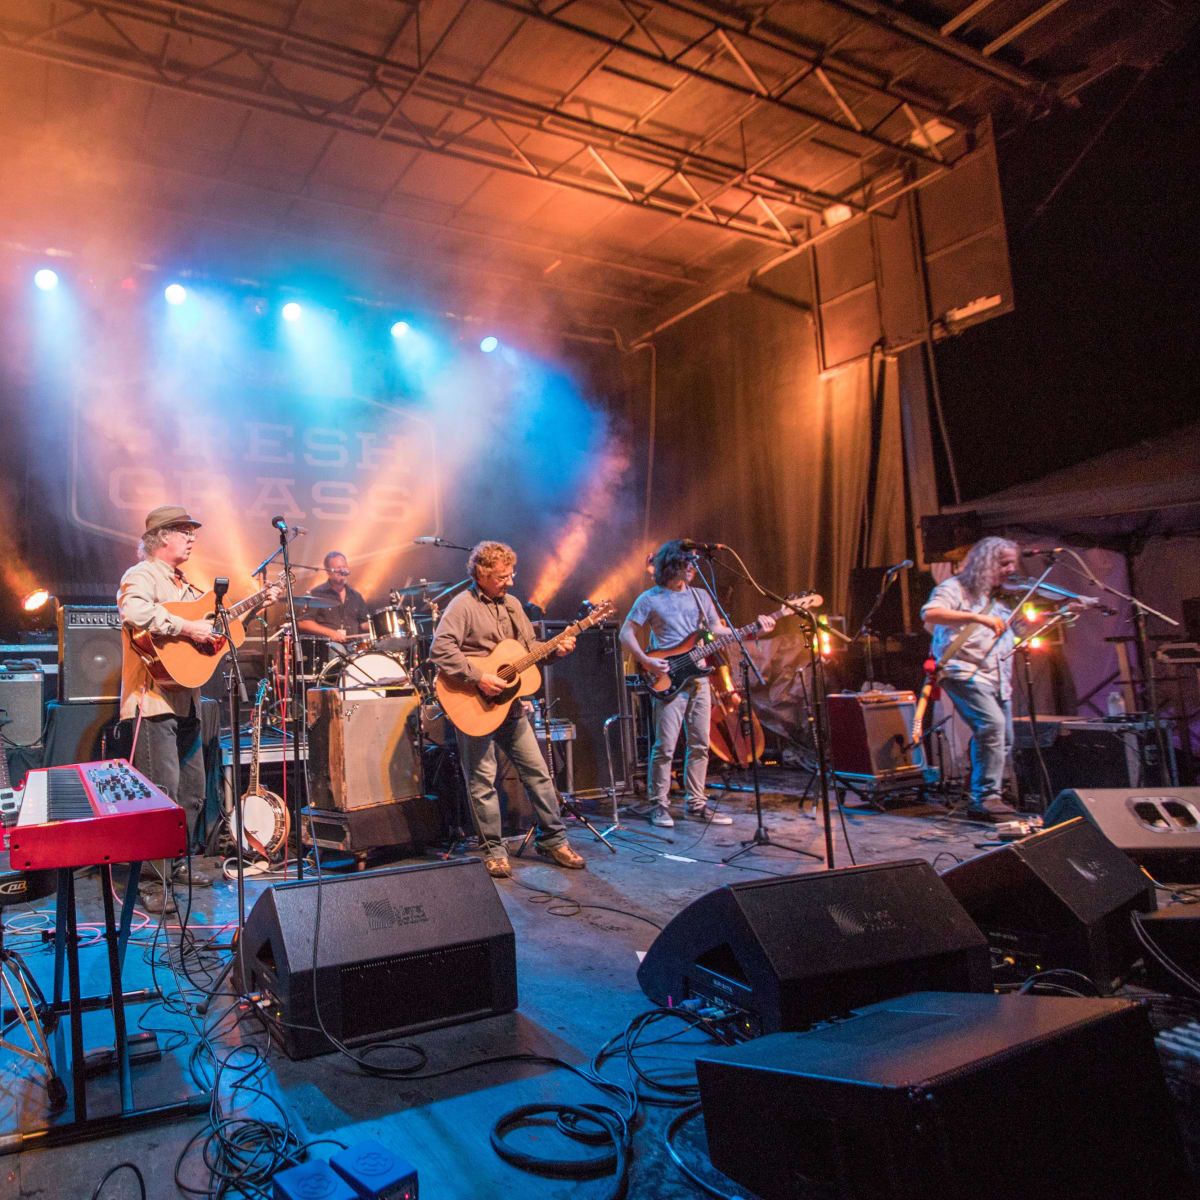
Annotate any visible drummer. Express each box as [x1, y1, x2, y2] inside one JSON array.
[[297, 551, 370, 644]]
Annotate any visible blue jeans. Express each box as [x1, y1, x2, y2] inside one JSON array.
[[940, 675, 1013, 805], [455, 710, 567, 858], [648, 680, 712, 809]]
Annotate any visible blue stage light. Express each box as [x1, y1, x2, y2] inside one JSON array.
[[34, 269, 59, 292], [164, 283, 187, 306], [479, 335, 499, 353], [390, 320, 410, 339], [282, 301, 302, 322]]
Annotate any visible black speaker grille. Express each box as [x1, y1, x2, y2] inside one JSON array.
[[338, 941, 496, 1041]]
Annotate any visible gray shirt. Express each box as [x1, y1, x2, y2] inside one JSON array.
[[430, 585, 542, 684], [625, 585, 720, 651], [921, 575, 1014, 700]]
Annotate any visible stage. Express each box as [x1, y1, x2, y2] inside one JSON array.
[[1, 772, 1196, 1199]]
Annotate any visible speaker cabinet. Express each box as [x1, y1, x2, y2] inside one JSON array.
[[696, 992, 1191, 1200], [637, 860, 990, 1037], [1013, 718, 1142, 795], [306, 688, 421, 811], [0, 666, 45, 747], [237, 858, 517, 1059], [940, 818, 1156, 990], [57, 605, 122, 703], [827, 691, 926, 783], [538, 621, 630, 796], [1045, 787, 1200, 882]]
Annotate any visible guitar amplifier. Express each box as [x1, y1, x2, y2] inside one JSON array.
[[827, 691, 928, 783], [0, 665, 45, 747], [306, 688, 422, 811], [58, 605, 123, 703]]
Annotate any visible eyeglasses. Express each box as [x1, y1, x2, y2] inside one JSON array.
[[485, 569, 516, 582], [164, 526, 197, 538], [329, 568, 351, 577]]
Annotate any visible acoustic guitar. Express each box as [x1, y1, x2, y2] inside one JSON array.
[[638, 594, 822, 701], [435, 601, 614, 737], [127, 577, 283, 690]]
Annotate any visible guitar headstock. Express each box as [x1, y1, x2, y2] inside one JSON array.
[[254, 677, 272, 708], [778, 592, 823, 616], [580, 599, 615, 627]]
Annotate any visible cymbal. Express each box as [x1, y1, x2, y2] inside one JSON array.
[[390, 581, 450, 598], [296, 594, 338, 609]]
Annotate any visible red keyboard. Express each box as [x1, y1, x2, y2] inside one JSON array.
[[9, 760, 187, 870]]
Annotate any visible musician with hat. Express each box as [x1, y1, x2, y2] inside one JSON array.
[[117, 505, 278, 911]]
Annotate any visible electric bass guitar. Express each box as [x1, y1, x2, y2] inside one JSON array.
[[127, 577, 284, 690], [639, 594, 822, 701], [907, 623, 975, 749], [435, 601, 615, 737]]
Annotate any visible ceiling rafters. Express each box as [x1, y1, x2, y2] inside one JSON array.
[[0, 0, 913, 247]]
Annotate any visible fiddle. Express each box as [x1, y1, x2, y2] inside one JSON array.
[[708, 647, 766, 767], [996, 576, 1106, 611]]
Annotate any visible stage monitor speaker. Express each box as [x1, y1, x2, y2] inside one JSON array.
[[237, 857, 517, 1059], [826, 691, 926, 782], [1045, 787, 1200, 882], [306, 688, 422, 811], [940, 817, 1155, 990], [637, 860, 990, 1037], [538, 620, 630, 796], [0, 667, 45, 747], [57, 605, 122, 703], [919, 511, 981, 562], [696, 991, 1191, 1200]]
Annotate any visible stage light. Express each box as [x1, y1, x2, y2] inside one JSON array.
[[479, 335, 499, 353], [21, 588, 51, 613], [282, 302, 302, 322], [164, 283, 187, 306], [34, 269, 59, 292], [390, 320, 410, 339]]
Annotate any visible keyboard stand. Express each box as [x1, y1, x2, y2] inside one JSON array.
[[0, 863, 207, 1154]]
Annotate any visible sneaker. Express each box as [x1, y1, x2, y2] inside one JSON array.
[[483, 855, 513, 879], [535, 842, 587, 869], [139, 884, 176, 914], [171, 858, 216, 888], [648, 805, 675, 828], [685, 803, 732, 826]]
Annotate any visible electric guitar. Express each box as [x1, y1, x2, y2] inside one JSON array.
[[907, 623, 976, 749], [0, 723, 19, 824], [435, 601, 615, 737], [127, 576, 285, 690], [639, 594, 822, 701]]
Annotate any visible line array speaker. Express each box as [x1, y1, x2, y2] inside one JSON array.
[[940, 817, 1155, 990], [237, 858, 517, 1060], [1045, 786, 1200, 882], [696, 991, 1191, 1200], [57, 605, 122, 703], [637, 860, 990, 1037]]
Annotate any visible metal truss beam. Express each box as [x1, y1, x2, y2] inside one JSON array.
[[0, 0, 910, 245]]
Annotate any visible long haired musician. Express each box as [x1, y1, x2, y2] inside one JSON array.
[[619, 540, 775, 828], [920, 535, 1020, 821]]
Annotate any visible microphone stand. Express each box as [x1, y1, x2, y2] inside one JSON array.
[[273, 525, 307, 879], [689, 556, 821, 866], [212, 579, 251, 986], [851, 568, 903, 688]]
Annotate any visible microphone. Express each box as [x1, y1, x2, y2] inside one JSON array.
[[413, 535, 447, 546], [271, 515, 289, 533], [289, 524, 308, 537], [884, 559, 913, 575], [1021, 547, 1063, 557], [679, 540, 726, 553]]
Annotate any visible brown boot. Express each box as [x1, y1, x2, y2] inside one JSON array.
[[535, 841, 587, 869], [484, 854, 513, 879]]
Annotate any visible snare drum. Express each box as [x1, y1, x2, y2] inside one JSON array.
[[317, 649, 411, 698]]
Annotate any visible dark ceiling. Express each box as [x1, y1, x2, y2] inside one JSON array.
[[1, 0, 1196, 343]]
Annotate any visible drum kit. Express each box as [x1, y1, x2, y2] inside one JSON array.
[[275, 579, 455, 703]]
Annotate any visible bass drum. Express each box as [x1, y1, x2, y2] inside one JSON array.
[[317, 650, 411, 698]]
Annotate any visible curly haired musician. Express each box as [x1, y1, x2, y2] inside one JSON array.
[[429, 540, 587, 879], [920, 535, 1021, 821], [620, 540, 776, 828]]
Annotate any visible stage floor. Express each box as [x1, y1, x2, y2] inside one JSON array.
[[0, 772, 1180, 1198]]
